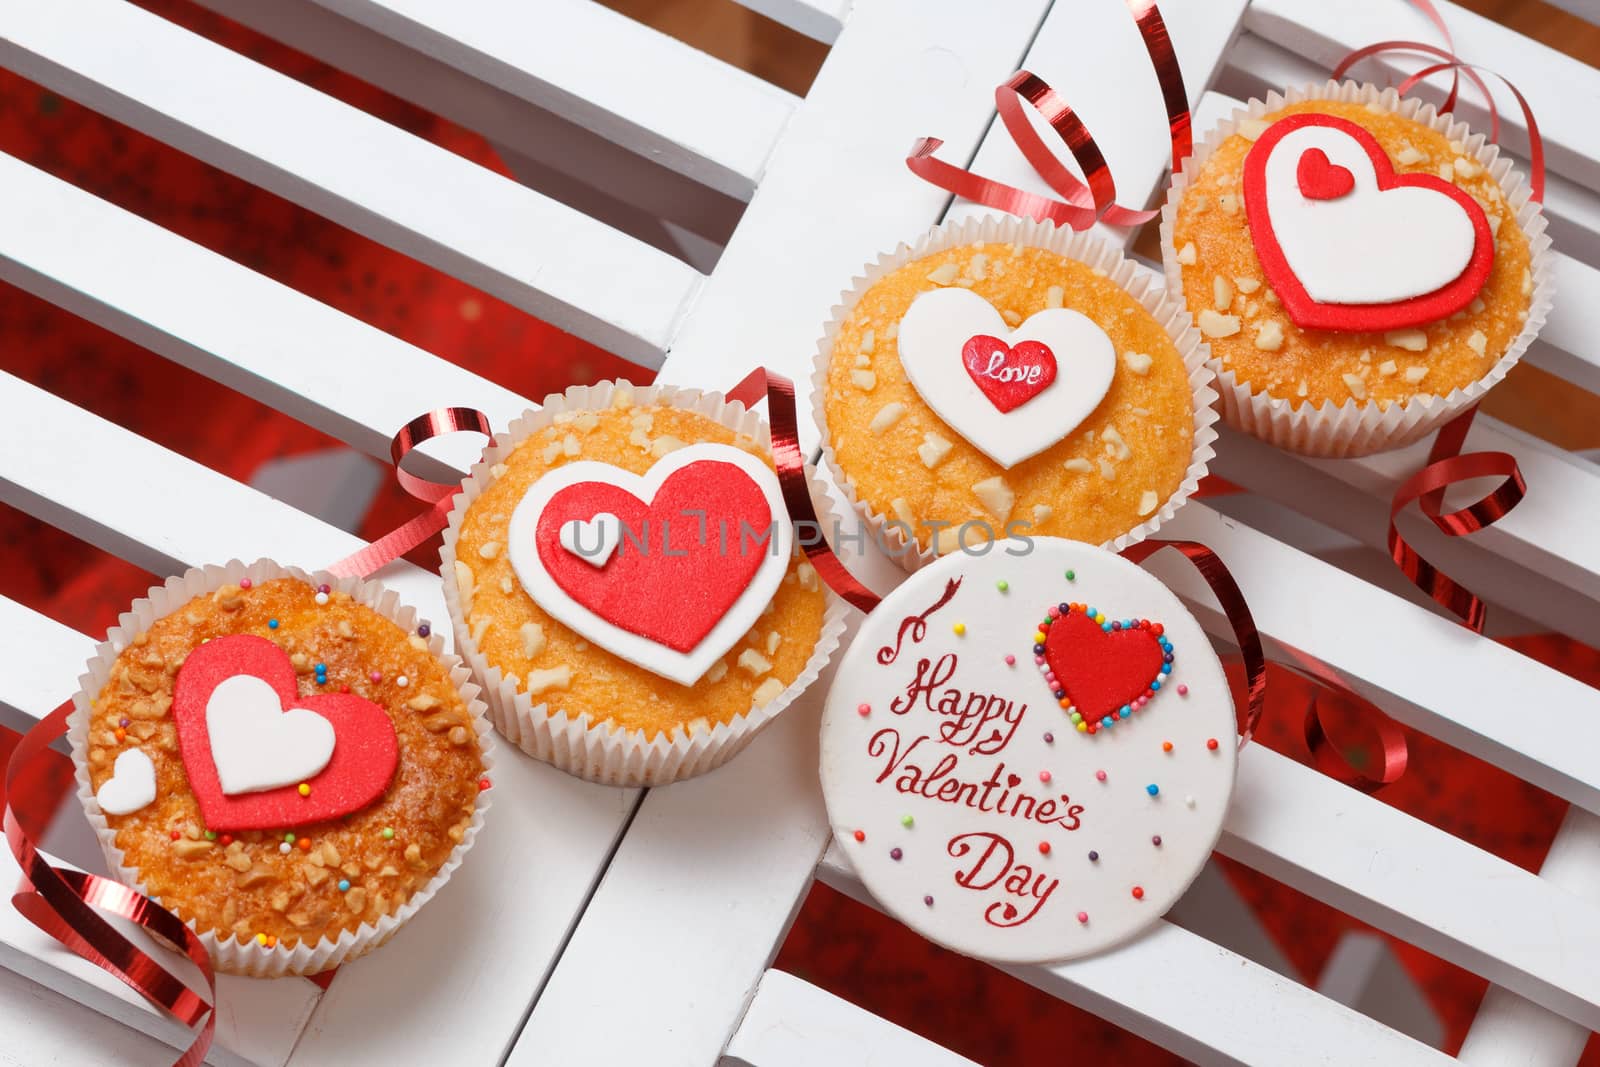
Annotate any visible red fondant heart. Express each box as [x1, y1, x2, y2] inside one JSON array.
[[1243, 113, 1494, 333], [173, 635, 399, 832], [1044, 611, 1165, 723], [535, 459, 774, 653], [961, 335, 1058, 413], [1295, 147, 1354, 200]]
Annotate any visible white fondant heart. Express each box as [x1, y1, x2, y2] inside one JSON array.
[[95, 748, 157, 815], [507, 443, 792, 686], [206, 674, 335, 795], [897, 288, 1116, 468], [559, 511, 621, 568], [1264, 124, 1476, 305]]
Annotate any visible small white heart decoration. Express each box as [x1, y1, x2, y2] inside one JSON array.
[[559, 511, 621, 568], [95, 748, 157, 815], [897, 288, 1116, 468], [206, 674, 336, 796], [1263, 124, 1477, 305]]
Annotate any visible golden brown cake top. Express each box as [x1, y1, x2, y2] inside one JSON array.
[[87, 577, 483, 951]]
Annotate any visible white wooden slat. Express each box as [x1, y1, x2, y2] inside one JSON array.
[[0, 149, 528, 471], [729, 0, 851, 45], [946, 0, 1251, 246], [512, 5, 1053, 1064], [723, 969, 978, 1067], [0, 966, 181, 1067], [0, 597, 91, 732], [304, 0, 798, 199], [816, 847, 1455, 1067], [1216, 30, 1600, 268], [0, 0, 702, 365], [1244, 0, 1600, 193], [0, 372, 638, 1067]]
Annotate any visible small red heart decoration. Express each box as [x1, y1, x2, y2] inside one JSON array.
[[1006, 773, 1022, 788], [961, 335, 1058, 413], [173, 635, 399, 832], [1295, 147, 1354, 200], [1043, 610, 1167, 725], [535, 459, 774, 653]]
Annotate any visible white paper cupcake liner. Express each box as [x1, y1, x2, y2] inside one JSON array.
[[68, 559, 495, 978], [1159, 80, 1555, 458], [441, 380, 849, 788], [812, 214, 1219, 573]]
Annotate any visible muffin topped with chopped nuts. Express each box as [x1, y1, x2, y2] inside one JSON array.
[[1162, 84, 1549, 457], [77, 566, 488, 973], [444, 381, 839, 786], [818, 218, 1212, 569]]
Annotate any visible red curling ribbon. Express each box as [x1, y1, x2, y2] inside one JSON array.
[[1121, 539, 1264, 747], [725, 368, 882, 614], [5, 701, 215, 1067], [1302, 690, 1410, 795], [906, 0, 1190, 229], [325, 406, 493, 579], [1333, 4, 1543, 634]]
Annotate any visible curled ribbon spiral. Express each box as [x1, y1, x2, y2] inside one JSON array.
[[906, 0, 1190, 229]]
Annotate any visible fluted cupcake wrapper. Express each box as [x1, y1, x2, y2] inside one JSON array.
[[812, 213, 1219, 574], [1159, 80, 1554, 458], [440, 380, 849, 788], [69, 559, 495, 978]]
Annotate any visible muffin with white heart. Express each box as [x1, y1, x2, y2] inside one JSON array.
[[816, 216, 1217, 572], [442, 380, 847, 787], [70, 561, 492, 977], [1161, 81, 1553, 457]]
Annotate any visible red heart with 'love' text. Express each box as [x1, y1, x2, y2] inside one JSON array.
[[1296, 148, 1354, 200], [535, 460, 774, 653], [1043, 610, 1167, 724], [962, 335, 1058, 413], [173, 635, 399, 832]]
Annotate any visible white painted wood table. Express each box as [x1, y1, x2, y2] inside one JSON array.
[[2, 0, 1598, 1063]]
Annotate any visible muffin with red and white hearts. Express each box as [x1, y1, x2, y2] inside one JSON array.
[[1161, 81, 1552, 457], [815, 215, 1217, 572], [442, 380, 846, 787], [72, 561, 491, 976]]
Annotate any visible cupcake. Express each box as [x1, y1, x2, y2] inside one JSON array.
[[1162, 81, 1552, 457], [72, 561, 491, 977], [443, 380, 845, 787], [816, 215, 1216, 571]]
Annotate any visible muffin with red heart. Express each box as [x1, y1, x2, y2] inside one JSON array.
[[815, 215, 1217, 572], [71, 561, 491, 976], [1161, 81, 1552, 457], [442, 380, 845, 787]]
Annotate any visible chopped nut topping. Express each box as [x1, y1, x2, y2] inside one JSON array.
[[525, 665, 572, 696], [1466, 330, 1488, 356], [499, 576, 514, 595], [850, 370, 877, 391], [926, 262, 960, 285], [520, 622, 546, 659], [650, 435, 687, 457], [1000, 308, 1022, 326], [1254, 321, 1284, 352], [1191, 194, 1210, 212], [1236, 117, 1270, 141], [1176, 242, 1197, 266], [1378, 360, 1399, 377], [1297, 380, 1309, 399], [1137, 490, 1160, 516], [868, 402, 905, 435], [737, 649, 772, 676], [573, 412, 599, 433], [854, 354, 871, 368], [933, 526, 962, 556], [890, 497, 917, 528], [1032, 504, 1052, 523], [705, 660, 729, 684], [1197, 310, 1241, 338], [1122, 351, 1154, 375], [1097, 459, 1117, 481], [971, 476, 1015, 522], [1101, 425, 1132, 461], [1218, 193, 1240, 215], [1384, 329, 1428, 352], [1453, 156, 1483, 179], [1437, 162, 1455, 182], [1234, 276, 1260, 295], [406, 693, 441, 713], [1521, 268, 1532, 298], [1063, 457, 1095, 474], [1213, 275, 1234, 311], [917, 432, 954, 469], [1045, 285, 1065, 309], [859, 329, 876, 355], [765, 631, 783, 656], [797, 560, 819, 591], [477, 540, 501, 560], [752, 678, 786, 708], [1396, 145, 1427, 166], [1405, 366, 1429, 384], [968, 253, 988, 281], [1469, 297, 1486, 315], [1342, 374, 1368, 400]]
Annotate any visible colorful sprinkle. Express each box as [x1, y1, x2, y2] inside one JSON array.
[[370, 671, 382, 684], [1132, 886, 1145, 900], [314, 592, 330, 606], [1065, 570, 1075, 581], [169, 830, 181, 841], [1004, 654, 1016, 666], [1043, 732, 1054, 744], [901, 814, 914, 828], [114, 728, 126, 742], [219, 835, 233, 847], [317, 584, 331, 595], [1088, 850, 1099, 862], [204, 830, 217, 841], [1146, 784, 1160, 797], [255, 933, 268, 946], [1185, 796, 1196, 808], [924, 895, 934, 907], [396, 675, 410, 688], [267, 619, 279, 630], [1095, 770, 1107, 783], [1177, 684, 1189, 696], [1039, 770, 1052, 784], [952, 623, 966, 636], [239, 579, 252, 590], [1206, 738, 1220, 751], [857, 702, 871, 717], [1077, 911, 1089, 924], [890, 847, 903, 861], [279, 842, 291, 854], [996, 579, 1009, 592], [338, 879, 351, 893], [478, 777, 493, 791], [1162, 741, 1173, 753], [853, 830, 866, 843], [1038, 841, 1051, 855], [1152, 835, 1163, 847], [382, 827, 395, 840], [118, 716, 130, 728]]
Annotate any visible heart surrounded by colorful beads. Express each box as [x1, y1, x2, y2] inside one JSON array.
[[1032, 603, 1174, 735]]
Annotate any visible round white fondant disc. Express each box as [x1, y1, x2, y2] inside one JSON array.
[[819, 538, 1237, 963]]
